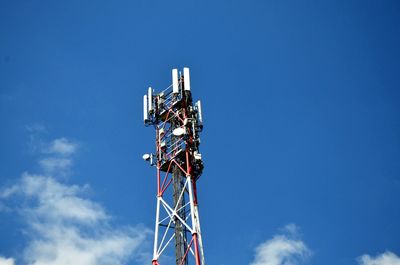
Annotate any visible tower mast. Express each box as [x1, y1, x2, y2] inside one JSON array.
[[143, 68, 205, 265]]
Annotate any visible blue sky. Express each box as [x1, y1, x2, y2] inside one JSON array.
[[1, 1, 400, 265]]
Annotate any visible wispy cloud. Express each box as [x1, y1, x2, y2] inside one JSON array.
[[250, 224, 311, 265], [0, 256, 15, 265], [5, 173, 106, 224], [1, 136, 151, 265], [35, 137, 79, 176], [358, 251, 400, 265], [25, 124, 47, 134], [43, 138, 78, 156], [24, 126, 78, 176], [39, 157, 73, 175]]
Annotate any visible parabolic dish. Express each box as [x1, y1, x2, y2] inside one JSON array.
[[173, 127, 186, 136]]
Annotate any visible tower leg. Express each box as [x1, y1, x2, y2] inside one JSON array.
[[187, 175, 204, 265]]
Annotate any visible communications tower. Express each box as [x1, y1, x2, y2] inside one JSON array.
[[142, 68, 205, 265]]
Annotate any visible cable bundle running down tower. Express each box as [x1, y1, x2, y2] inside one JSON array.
[[142, 68, 205, 265]]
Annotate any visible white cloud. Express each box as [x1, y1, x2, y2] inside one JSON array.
[[24, 223, 148, 265], [0, 185, 19, 198], [4, 173, 150, 265], [45, 138, 78, 156], [358, 251, 400, 265], [281, 224, 300, 236], [15, 173, 107, 223], [39, 158, 73, 175], [1, 136, 151, 265], [0, 256, 15, 265], [37, 138, 78, 175], [250, 224, 311, 265]]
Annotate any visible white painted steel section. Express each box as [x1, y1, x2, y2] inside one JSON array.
[[152, 176, 204, 263], [143, 95, 148, 122], [187, 175, 206, 264], [160, 199, 173, 219], [153, 196, 161, 260], [186, 176, 198, 234], [148, 87, 153, 112], [160, 197, 194, 234], [176, 201, 191, 214], [158, 214, 172, 224], [172, 69, 179, 94], [195, 205, 205, 265], [157, 214, 174, 256], [158, 233, 175, 256], [157, 178, 189, 256], [184, 67, 191, 91]]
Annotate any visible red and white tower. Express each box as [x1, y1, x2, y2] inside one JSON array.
[[143, 68, 205, 265]]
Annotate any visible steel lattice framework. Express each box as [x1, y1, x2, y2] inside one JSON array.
[[143, 68, 205, 265]]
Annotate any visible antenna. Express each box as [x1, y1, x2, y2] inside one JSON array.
[[183, 67, 191, 91], [196, 100, 203, 124], [143, 68, 205, 265], [172, 69, 179, 94], [143, 95, 148, 123], [148, 87, 153, 113]]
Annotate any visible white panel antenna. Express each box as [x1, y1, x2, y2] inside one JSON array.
[[183, 67, 191, 91], [143, 95, 148, 122], [172, 69, 179, 94], [196, 100, 203, 123], [148, 87, 153, 112]]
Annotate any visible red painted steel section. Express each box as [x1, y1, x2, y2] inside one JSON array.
[[192, 180, 198, 206], [157, 164, 161, 196], [192, 233, 201, 265], [160, 161, 174, 195], [179, 237, 194, 265], [172, 160, 188, 176]]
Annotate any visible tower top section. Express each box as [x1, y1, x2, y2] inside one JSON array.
[[143, 67, 204, 179], [144, 68, 202, 127]]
